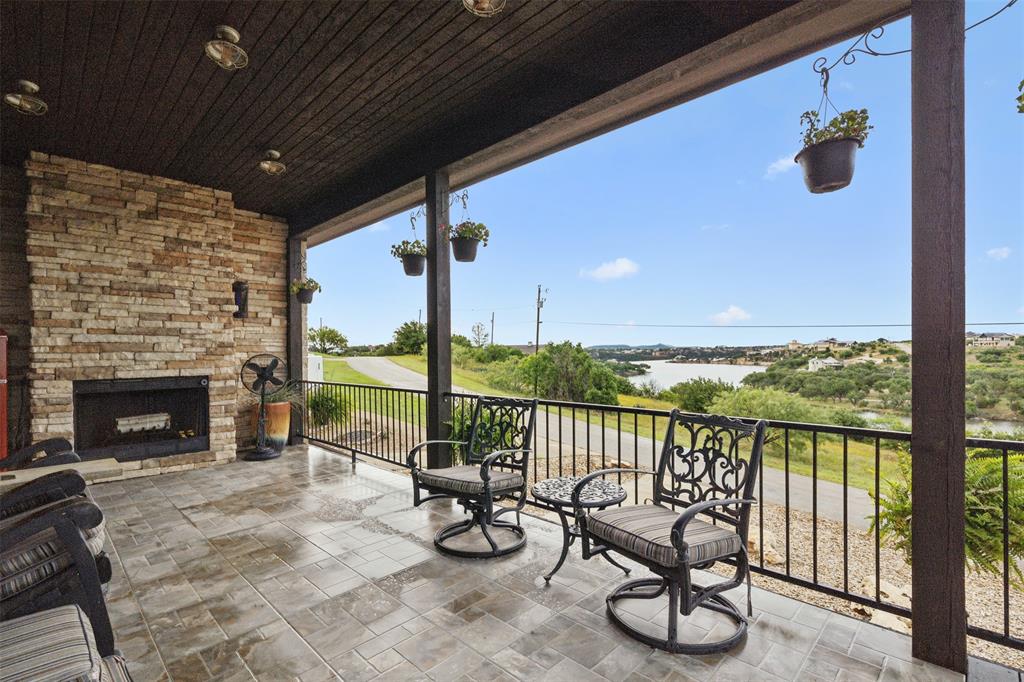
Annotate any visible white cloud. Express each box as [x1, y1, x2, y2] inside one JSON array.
[[987, 246, 1011, 261], [764, 154, 798, 179], [367, 221, 390, 232], [579, 257, 639, 281], [710, 305, 752, 325], [700, 223, 730, 232]]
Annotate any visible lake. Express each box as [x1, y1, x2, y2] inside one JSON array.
[[628, 360, 767, 390]]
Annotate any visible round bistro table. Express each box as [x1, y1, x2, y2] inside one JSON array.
[[532, 476, 632, 581]]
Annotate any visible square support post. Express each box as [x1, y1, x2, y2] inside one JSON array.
[[287, 236, 308, 445], [425, 169, 452, 468], [911, 0, 966, 673]]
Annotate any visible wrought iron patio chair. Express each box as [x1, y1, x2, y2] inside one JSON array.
[[408, 396, 537, 558], [572, 409, 766, 654]]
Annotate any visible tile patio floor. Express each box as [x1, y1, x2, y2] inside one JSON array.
[[92, 445, 1013, 681]]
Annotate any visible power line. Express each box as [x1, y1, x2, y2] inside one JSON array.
[[545, 320, 1024, 330]]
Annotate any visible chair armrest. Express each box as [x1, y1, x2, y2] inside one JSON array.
[[22, 452, 81, 469], [670, 498, 756, 557], [1, 470, 88, 519], [0, 498, 103, 549], [1, 438, 75, 469], [570, 468, 655, 515], [406, 440, 467, 470], [478, 449, 530, 481]]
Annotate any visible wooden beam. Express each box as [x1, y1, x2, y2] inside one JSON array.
[[425, 169, 452, 469], [910, 0, 966, 672], [296, 0, 909, 244], [287, 236, 308, 445]]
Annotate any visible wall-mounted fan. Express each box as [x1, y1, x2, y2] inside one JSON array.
[[240, 353, 288, 461]]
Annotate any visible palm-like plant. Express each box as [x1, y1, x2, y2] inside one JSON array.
[[871, 446, 1024, 588]]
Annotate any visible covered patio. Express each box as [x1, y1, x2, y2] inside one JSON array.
[[97, 444, 977, 681], [1, 0, 1018, 679]]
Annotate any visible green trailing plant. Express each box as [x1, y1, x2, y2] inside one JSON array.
[[306, 390, 349, 429], [449, 221, 489, 246], [800, 108, 872, 148], [390, 239, 426, 259], [1017, 79, 1023, 114], [870, 447, 1024, 588], [289, 278, 321, 295]]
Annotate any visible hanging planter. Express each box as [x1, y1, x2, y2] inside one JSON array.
[[795, 109, 872, 194], [449, 221, 490, 262], [391, 239, 427, 276], [290, 278, 320, 304]]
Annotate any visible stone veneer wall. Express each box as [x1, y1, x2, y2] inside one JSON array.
[[1, 166, 32, 452], [16, 152, 288, 477]]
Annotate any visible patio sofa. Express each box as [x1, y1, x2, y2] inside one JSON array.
[[0, 471, 116, 657], [0, 604, 132, 681]]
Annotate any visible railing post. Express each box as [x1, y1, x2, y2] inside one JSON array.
[[911, 0, 966, 673], [425, 169, 452, 468], [287, 236, 308, 445]]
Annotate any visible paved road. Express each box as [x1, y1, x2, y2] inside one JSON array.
[[340, 357, 874, 529]]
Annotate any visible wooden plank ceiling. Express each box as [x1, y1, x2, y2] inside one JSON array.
[[1, 0, 792, 233]]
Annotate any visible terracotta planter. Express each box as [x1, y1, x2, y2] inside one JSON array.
[[794, 138, 861, 194], [296, 288, 315, 304], [450, 237, 480, 262], [254, 401, 291, 452], [401, 253, 426, 276]]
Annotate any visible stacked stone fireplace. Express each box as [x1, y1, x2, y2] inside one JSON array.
[[2, 153, 291, 479]]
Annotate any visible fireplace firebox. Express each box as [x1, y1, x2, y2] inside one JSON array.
[[73, 376, 210, 461]]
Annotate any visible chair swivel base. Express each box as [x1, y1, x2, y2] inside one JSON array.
[[606, 577, 747, 655], [434, 511, 526, 559], [242, 446, 281, 461]]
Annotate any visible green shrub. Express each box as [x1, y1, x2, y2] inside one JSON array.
[[307, 390, 349, 429], [871, 448, 1024, 588]]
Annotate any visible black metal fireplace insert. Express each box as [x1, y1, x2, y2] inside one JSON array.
[[73, 376, 210, 462]]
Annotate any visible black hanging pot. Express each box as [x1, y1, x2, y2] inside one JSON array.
[[794, 138, 862, 194], [450, 237, 480, 262], [401, 253, 426, 276], [296, 289, 315, 304]]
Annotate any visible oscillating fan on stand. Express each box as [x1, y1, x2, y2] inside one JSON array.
[[240, 353, 288, 461]]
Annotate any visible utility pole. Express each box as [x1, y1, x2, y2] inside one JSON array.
[[534, 285, 545, 355], [490, 311, 495, 346], [533, 285, 546, 396], [418, 308, 422, 325]]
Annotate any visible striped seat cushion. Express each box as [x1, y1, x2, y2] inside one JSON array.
[[0, 604, 101, 682], [418, 465, 524, 495], [0, 501, 106, 600], [588, 504, 741, 567]]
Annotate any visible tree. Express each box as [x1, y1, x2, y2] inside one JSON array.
[[452, 334, 473, 348], [663, 378, 734, 413], [518, 341, 624, 405], [392, 321, 426, 354], [471, 322, 489, 347], [307, 326, 348, 355]]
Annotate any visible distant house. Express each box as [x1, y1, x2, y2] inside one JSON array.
[[811, 338, 847, 351], [968, 333, 1015, 349], [808, 357, 844, 371], [787, 339, 802, 351]]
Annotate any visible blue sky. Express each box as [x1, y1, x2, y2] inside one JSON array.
[[308, 5, 1023, 348]]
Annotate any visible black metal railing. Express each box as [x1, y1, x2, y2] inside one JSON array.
[[295, 380, 1023, 653]]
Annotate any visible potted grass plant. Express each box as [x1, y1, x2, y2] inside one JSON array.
[[449, 221, 490, 262], [794, 108, 872, 193], [391, 239, 427, 276], [290, 278, 321, 304]]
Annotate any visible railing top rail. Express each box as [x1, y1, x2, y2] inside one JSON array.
[[300, 380, 428, 395], [966, 437, 1024, 451], [447, 391, 915, 440]]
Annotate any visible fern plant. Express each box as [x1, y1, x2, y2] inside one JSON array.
[[871, 446, 1024, 588]]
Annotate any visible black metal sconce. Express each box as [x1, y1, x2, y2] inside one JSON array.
[[232, 281, 249, 319]]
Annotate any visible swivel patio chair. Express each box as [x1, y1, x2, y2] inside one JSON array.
[[572, 409, 766, 654], [408, 396, 537, 558]]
